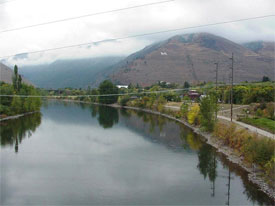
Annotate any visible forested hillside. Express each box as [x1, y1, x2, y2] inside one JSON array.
[[20, 57, 124, 89]]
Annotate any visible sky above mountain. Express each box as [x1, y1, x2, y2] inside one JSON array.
[[0, 0, 274, 65]]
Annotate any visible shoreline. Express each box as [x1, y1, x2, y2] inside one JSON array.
[[52, 99, 275, 200], [120, 105, 275, 200], [0, 111, 39, 122]]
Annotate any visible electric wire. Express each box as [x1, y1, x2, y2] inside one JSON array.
[[1, 14, 274, 60], [0, 0, 174, 33], [0, 82, 253, 98]]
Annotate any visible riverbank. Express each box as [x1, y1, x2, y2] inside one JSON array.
[[120, 105, 275, 200], [56, 99, 275, 200], [0, 111, 39, 122]]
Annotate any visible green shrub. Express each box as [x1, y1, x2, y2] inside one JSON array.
[[199, 95, 217, 132], [119, 96, 130, 106], [256, 108, 263, 117]]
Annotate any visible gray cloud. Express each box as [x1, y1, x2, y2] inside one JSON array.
[[0, 0, 274, 65]]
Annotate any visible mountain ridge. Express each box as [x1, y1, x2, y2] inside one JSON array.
[[110, 33, 274, 86], [13, 33, 275, 89], [20, 56, 124, 89]]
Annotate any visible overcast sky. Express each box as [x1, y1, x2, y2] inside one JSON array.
[[0, 0, 274, 65]]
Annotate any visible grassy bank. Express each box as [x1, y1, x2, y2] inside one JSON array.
[[214, 122, 275, 187], [239, 117, 275, 134]]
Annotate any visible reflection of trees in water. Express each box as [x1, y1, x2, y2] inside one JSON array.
[[197, 144, 218, 198], [97, 106, 119, 129], [218, 155, 274, 206], [180, 130, 203, 151], [89, 105, 119, 128], [197, 144, 217, 182], [0, 113, 41, 153], [120, 109, 131, 118], [90, 104, 98, 118], [123, 110, 168, 134], [90, 106, 274, 205]]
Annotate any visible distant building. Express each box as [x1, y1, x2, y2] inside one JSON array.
[[187, 90, 201, 100], [200, 94, 207, 100], [130, 96, 139, 100], [160, 52, 168, 55], [117, 85, 128, 89]]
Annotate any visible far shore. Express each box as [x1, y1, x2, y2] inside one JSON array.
[[0, 111, 39, 122]]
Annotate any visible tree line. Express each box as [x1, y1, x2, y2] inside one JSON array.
[[0, 65, 42, 117]]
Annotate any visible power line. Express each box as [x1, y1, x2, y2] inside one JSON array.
[[0, 82, 257, 98], [229, 53, 234, 122], [1, 14, 274, 60], [0, 0, 17, 5], [0, 0, 174, 33], [0, 88, 188, 98]]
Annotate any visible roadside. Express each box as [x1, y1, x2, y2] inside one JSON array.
[[217, 115, 274, 139], [164, 104, 274, 139]]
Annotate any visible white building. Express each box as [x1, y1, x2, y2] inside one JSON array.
[[116, 85, 128, 89]]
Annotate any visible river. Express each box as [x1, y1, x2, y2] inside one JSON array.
[[0, 101, 273, 205]]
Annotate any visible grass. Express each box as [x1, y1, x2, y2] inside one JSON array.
[[240, 117, 275, 134]]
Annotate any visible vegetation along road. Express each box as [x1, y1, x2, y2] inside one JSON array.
[[164, 104, 274, 139]]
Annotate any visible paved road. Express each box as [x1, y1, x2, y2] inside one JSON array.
[[219, 105, 249, 112], [164, 105, 274, 139], [217, 115, 274, 139]]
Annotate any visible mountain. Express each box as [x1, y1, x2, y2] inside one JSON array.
[[243, 41, 274, 58], [20, 56, 124, 89], [110, 33, 274, 86], [0, 63, 33, 85]]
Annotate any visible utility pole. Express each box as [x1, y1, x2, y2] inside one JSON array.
[[229, 53, 234, 122], [226, 170, 231, 206], [214, 62, 219, 119]]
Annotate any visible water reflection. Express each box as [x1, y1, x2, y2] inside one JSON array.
[[1, 102, 273, 205], [90, 105, 119, 129], [197, 144, 218, 199], [114, 107, 273, 205], [0, 112, 41, 153]]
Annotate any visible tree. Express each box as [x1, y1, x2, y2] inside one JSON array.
[[11, 96, 22, 115], [187, 104, 200, 125], [12, 65, 19, 91], [181, 96, 190, 119], [128, 83, 134, 89], [90, 89, 99, 102], [87, 86, 91, 94], [18, 75, 23, 91], [199, 95, 217, 132], [184, 81, 190, 88], [262, 76, 270, 82], [98, 80, 118, 104]]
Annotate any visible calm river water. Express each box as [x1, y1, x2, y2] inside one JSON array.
[[0, 101, 273, 205]]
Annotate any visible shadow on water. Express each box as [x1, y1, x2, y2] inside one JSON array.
[[0, 113, 41, 153]]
